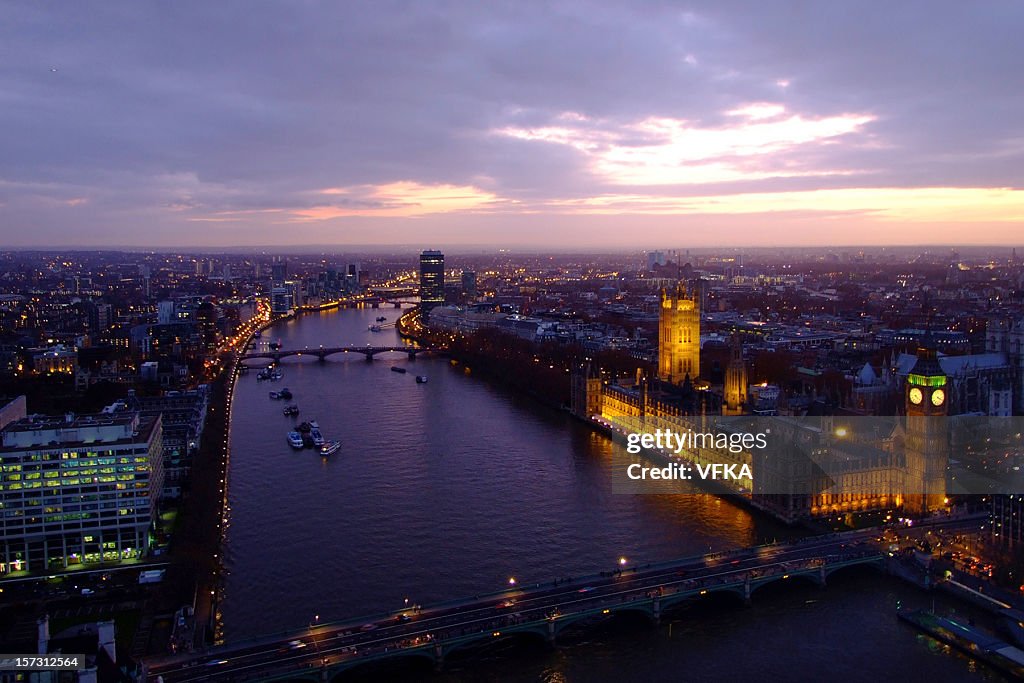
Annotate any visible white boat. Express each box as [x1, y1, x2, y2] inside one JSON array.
[[310, 428, 325, 447], [319, 441, 341, 457], [286, 431, 304, 449], [416, 375, 428, 384]]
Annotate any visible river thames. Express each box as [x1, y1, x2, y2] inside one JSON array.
[[221, 306, 1001, 681]]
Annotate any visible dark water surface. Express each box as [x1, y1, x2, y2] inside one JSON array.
[[221, 306, 1000, 681]]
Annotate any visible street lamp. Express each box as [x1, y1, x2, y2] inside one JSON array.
[[619, 556, 628, 567], [508, 577, 516, 587]]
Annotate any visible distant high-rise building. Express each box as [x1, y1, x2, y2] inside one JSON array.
[[646, 250, 667, 271], [419, 250, 445, 313], [271, 286, 295, 315], [658, 281, 701, 384], [271, 257, 287, 283], [461, 270, 477, 301]]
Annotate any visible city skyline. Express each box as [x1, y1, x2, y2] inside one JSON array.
[[3, 2, 1023, 248]]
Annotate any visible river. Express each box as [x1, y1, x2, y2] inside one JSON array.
[[221, 305, 1001, 681]]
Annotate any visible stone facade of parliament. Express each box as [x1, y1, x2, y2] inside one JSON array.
[[571, 280, 951, 524]]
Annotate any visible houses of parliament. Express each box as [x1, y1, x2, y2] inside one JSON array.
[[572, 279, 953, 524]]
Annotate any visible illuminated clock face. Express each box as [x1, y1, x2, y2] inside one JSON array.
[[931, 389, 945, 406], [909, 387, 923, 405]]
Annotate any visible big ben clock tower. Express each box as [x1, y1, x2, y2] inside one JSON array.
[[904, 343, 949, 515]]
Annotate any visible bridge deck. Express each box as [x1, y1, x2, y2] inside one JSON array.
[[241, 345, 428, 361]]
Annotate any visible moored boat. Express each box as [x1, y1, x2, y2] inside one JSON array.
[[898, 608, 1024, 678], [416, 375, 428, 384], [283, 404, 300, 417], [286, 431, 304, 449]]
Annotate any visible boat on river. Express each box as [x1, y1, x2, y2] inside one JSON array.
[[319, 441, 341, 457]]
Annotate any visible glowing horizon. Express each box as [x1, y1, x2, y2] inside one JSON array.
[[1, 3, 1022, 247]]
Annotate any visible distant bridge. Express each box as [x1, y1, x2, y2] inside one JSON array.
[[146, 533, 886, 682], [242, 345, 430, 363]]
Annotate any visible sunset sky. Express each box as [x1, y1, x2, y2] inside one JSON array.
[[2, 1, 1022, 248]]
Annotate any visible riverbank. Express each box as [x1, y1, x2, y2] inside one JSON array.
[[151, 311, 278, 652], [397, 306, 574, 412]]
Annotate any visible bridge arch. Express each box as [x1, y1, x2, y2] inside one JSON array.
[[325, 649, 436, 680], [442, 628, 550, 660], [748, 572, 823, 599], [822, 557, 885, 582]]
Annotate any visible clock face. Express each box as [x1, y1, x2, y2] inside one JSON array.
[[909, 387, 923, 405], [931, 389, 945, 406]]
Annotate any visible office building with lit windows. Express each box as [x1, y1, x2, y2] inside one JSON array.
[[0, 411, 163, 575], [419, 250, 445, 314]]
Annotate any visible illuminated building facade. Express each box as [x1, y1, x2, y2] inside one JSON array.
[[723, 335, 748, 415], [571, 342, 950, 523], [903, 343, 949, 515], [0, 411, 163, 575], [658, 281, 700, 385], [419, 250, 445, 314]]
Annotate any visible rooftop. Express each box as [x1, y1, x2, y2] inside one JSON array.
[[0, 411, 158, 451]]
